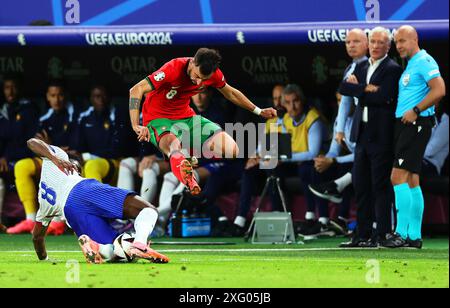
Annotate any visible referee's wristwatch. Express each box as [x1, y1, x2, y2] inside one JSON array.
[[413, 106, 421, 116]]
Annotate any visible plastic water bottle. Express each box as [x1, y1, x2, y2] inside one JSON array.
[[182, 209, 188, 219]]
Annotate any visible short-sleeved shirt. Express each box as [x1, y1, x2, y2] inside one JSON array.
[[396, 50, 441, 118], [142, 57, 226, 126], [36, 145, 86, 226]]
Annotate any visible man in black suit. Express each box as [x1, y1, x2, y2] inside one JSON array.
[[338, 27, 403, 247]]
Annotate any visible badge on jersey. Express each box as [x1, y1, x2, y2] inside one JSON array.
[[154, 71, 165, 82], [402, 74, 410, 86], [104, 121, 110, 130], [16, 114, 21, 121]]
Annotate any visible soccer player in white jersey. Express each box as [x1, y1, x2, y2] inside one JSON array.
[[28, 138, 169, 264]]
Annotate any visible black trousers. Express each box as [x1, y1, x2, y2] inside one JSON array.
[[352, 124, 394, 239]]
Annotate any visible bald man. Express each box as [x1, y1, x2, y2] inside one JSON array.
[[335, 29, 369, 146], [388, 26, 446, 249]]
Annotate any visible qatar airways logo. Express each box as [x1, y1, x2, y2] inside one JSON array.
[[86, 32, 173, 46]]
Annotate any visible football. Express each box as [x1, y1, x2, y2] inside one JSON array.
[[113, 233, 135, 262]]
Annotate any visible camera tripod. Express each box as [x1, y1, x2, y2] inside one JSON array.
[[244, 175, 288, 241]]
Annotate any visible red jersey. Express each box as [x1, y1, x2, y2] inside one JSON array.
[[142, 57, 226, 125]]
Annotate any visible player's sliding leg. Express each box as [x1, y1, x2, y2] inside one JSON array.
[[78, 235, 115, 264], [78, 234, 104, 264], [122, 195, 169, 263], [203, 131, 239, 159], [159, 133, 200, 195]]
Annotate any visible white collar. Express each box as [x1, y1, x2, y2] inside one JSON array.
[[369, 54, 388, 66]]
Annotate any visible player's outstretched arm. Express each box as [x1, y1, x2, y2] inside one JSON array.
[[27, 138, 78, 174], [32, 222, 49, 260], [129, 79, 153, 142], [27, 138, 57, 159], [218, 84, 277, 119]]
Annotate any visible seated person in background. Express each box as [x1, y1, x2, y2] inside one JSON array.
[[0, 76, 40, 234], [115, 100, 170, 235], [8, 81, 78, 235], [236, 84, 328, 237], [117, 139, 169, 209], [421, 104, 449, 178], [307, 92, 356, 236], [73, 85, 122, 184]]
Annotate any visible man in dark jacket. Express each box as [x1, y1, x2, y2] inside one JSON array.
[[339, 27, 403, 247]]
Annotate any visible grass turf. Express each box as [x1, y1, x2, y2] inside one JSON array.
[[0, 234, 448, 288]]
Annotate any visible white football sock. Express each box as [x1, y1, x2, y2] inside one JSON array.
[[305, 211, 316, 221], [334, 172, 352, 193], [234, 216, 246, 228], [140, 163, 160, 203], [0, 178, 5, 223], [133, 207, 158, 244], [158, 172, 181, 222], [117, 158, 137, 190], [99, 244, 115, 261], [318, 217, 329, 225]]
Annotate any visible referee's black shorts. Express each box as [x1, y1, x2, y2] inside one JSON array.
[[393, 116, 435, 174]]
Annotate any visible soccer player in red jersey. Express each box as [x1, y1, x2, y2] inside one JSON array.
[[129, 48, 277, 194]]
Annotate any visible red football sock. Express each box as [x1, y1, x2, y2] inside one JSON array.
[[169, 151, 187, 185]]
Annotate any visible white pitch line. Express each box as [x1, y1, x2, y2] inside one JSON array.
[[0, 247, 380, 254], [162, 248, 381, 252]]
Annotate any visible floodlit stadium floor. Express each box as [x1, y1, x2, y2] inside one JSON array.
[[0, 235, 448, 288]]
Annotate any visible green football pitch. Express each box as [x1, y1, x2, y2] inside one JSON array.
[[0, 234, 448, 288]]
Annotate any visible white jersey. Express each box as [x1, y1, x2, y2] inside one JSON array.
[[36, 145, 86, 226]]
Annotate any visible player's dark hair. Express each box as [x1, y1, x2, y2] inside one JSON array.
[[3, 74, 22, 89], [47, 79, 65, 91], [193, 48, 222, 76], [90, 84, 107, 93]]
